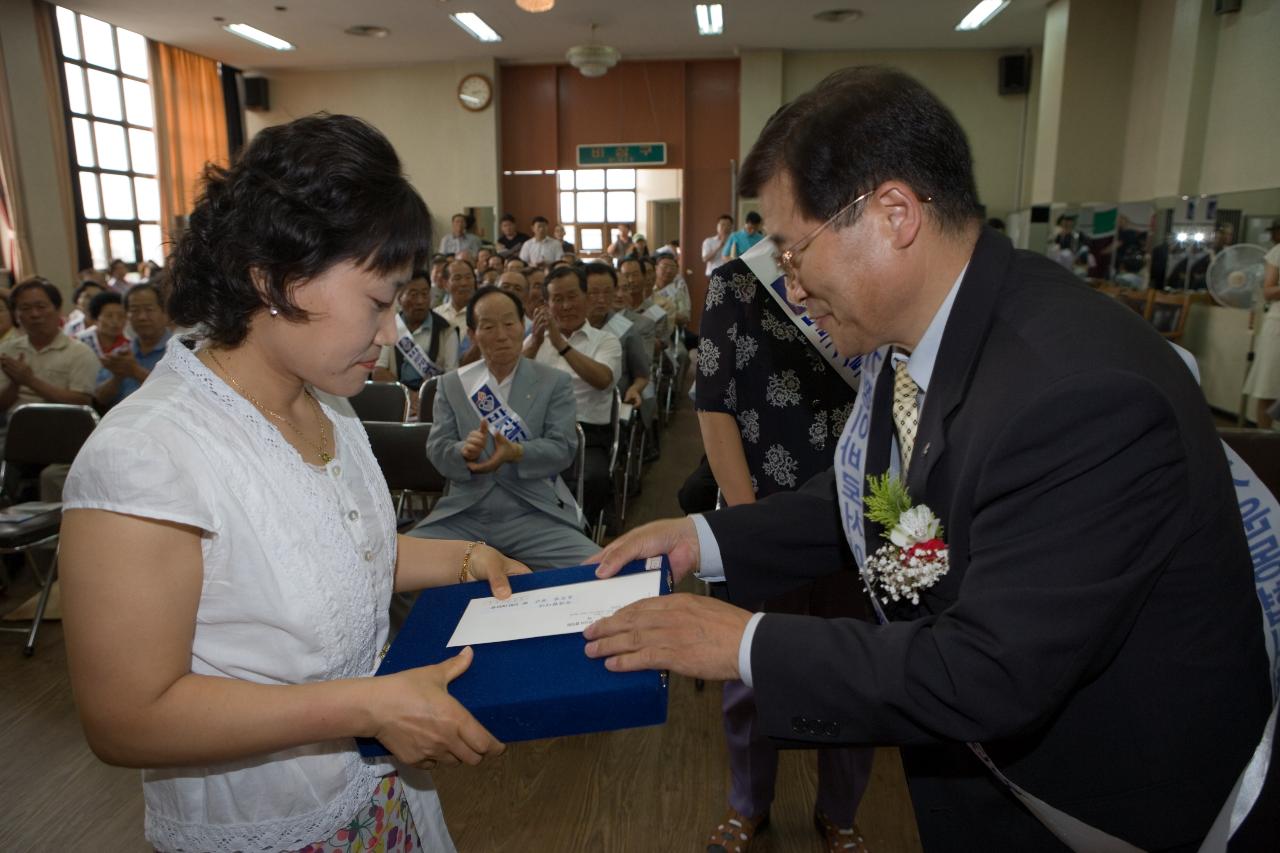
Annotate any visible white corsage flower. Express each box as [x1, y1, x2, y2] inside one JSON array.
[[888, 504, 942, 549]]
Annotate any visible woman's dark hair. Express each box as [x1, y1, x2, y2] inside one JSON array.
[[88, 290, 123, 320], [739, 66, 980, 234], [466, 285, 525, 329], [545, 265, 586, 293], [584, 261, 617, 286], [11, 277, 63, 311], [168, 113, 432, 346]]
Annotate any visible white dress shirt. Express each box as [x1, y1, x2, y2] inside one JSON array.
[[698, 265, 968, 686], [702, 234, 728, 277], [519, 236, 566, 266], [531, 322, 621, 424]]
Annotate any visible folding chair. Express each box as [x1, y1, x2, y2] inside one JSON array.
[[561, 424, 588, 537], [350, 381, 410, 422], [0, 403, 100, 656], [417, 376, 440, 424], [615, 395, 646, 523], [362, 421, 446, 527]]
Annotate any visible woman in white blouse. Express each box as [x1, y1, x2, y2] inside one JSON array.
[[59, 114, 527, 852]]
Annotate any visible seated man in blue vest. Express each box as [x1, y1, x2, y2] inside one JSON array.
[[408, 286, 596, 570], [372, 270, 459, 415]]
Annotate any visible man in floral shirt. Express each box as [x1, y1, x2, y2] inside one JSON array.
[[694, 257, 873, 852]]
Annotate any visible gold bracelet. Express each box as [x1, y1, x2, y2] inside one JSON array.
[[460, 540, 484, 584]]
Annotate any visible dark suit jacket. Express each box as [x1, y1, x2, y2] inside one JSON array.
[[705, 229, 1271, 851]]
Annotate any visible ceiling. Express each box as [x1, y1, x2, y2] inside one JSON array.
[[51, 0, 1047, 72]]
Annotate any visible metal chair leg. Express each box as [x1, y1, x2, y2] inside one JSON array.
[[24, 548, 57, 657]]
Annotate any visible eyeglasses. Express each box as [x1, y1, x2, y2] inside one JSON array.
[[778, 189, 874, 284]]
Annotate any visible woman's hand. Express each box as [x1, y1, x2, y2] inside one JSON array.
[[466, 543, 531, 599], [371, 647, 504, 767]]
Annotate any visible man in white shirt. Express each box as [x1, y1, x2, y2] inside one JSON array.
[[519, 216, 565, 266], [526, 266, 622, 532], [439, 213, 482, 257], [702, 214, 734, 277], [433, 259, 481, 365]]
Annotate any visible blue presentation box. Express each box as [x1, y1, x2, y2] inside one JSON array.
[[357, 558, 671, 757]]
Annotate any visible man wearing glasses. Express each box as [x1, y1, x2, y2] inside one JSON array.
[[434, 258, 483, 365], [586, 67, 1270, 851], [94, 283, 171, 410]]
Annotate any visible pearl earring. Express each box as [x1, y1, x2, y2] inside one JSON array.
[[269, 307, 279, 317]]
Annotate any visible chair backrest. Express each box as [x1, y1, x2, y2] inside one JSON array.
[[417, 376, 440, 424], [4, 404, 99, 466], [1149, 290, 1194, 340], [350, 381, 410, 422], [363, 421, 446, 494], [1118, 289, 1155, 319], [561, 423, 587, 513], [608, 388, 622, 472]]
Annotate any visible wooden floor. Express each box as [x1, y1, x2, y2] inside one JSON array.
[[0, 390, 922, 852]]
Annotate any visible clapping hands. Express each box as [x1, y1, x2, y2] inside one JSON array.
[[461, 420, 523, 473]]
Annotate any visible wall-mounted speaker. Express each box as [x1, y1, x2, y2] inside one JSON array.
[[244, 77, 270, 111], [1030, 205, 1051, 224], [998, 54, 1031, 95]]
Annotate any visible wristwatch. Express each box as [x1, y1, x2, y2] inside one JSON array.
[[558, 343, 572, 356]]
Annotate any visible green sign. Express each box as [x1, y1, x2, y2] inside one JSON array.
[[576, 143, 667, 167]]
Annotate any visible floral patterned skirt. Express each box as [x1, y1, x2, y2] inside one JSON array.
[[289, 774, 420, 853]]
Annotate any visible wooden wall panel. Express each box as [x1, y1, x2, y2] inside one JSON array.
[[500, 174, 557, 238], [555, 62, 688, 168], [500, 65, 558, 172], [682, 59, 740, 331]]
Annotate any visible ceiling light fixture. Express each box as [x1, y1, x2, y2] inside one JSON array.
[[695, 4, 724, 36], [516, 0, 556, 12], [345, 25, 390, 38], [955, 0, 1011, 31], [566, 22, 619, 78], [224, 22, 295, 51], [450, 12, 502, 42]]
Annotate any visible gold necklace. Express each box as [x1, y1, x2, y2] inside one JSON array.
[[207, 349, 334, 465]]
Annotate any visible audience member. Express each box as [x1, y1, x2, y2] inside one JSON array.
[[504, 257, 526, 272], [498, 269, 535, 333], [723, 211, 765, 260], [76, 291, 129, 358], [106, 258, 130, 291], [78, 267, 107, 287], [435, 258, 481, 364], [652, 254, 691, 329], [525, 266, 621, 533], [439, 212, 482, 256], [702, 215, 734, 279], [93, 283, 171, 410], [631, 234, 651, 258], [476, 247, 493, 272], [585, 262, 653, 409], [481, 268, 500, 286], [429, 255, 450, 307], [66, 280, 105, 337], [487, 255, 504, 273], [496, 214, 529, 252], [0, 278, 99, 443], [620, 257, 671, 343], [372, 271, 459, 398], [519, 216, 565, 266], [695, 257, 872, 851], [525, 267, 547, 312], [409, 287, 596, 570], [606, 222, 635, 260], [553, 223, 575, 254]]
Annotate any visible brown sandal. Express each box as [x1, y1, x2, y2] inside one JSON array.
[[706, 806, 769, 853], [814, 806, 870, 853]]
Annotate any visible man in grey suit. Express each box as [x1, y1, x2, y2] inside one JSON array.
[[408, 287, 597, 570], [585, 262, 654, 409]]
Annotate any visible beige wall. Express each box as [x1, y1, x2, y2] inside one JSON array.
[[243, 59, 501, 246], [1199, 0, 1280, 194], [0, 0, 76, 290], [1031, 0, 1069, 205], [739, 47, 1039, 220]]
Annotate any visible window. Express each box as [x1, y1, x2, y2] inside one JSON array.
[[559, 168, 636, 255], [55, 6, 162, 272]]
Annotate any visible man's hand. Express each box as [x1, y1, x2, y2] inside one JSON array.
[[467, 431, 521, 474], [583, 593, 751, 681], [544, 309, 566, 352], [465, 543, 531, 599], [0, 354, 33, 386], [623, 387, 643, 407], [461, 419, 490, 462], [101, 349, 137, 379], [589, 517, 701, 582]]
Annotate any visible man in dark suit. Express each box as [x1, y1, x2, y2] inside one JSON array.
[[584, 67, 1271, 851]]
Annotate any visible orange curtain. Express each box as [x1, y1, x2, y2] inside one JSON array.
[[150, 41, 228, 245], [0, 34, 33, 281], [33, 0, 77, 283]]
